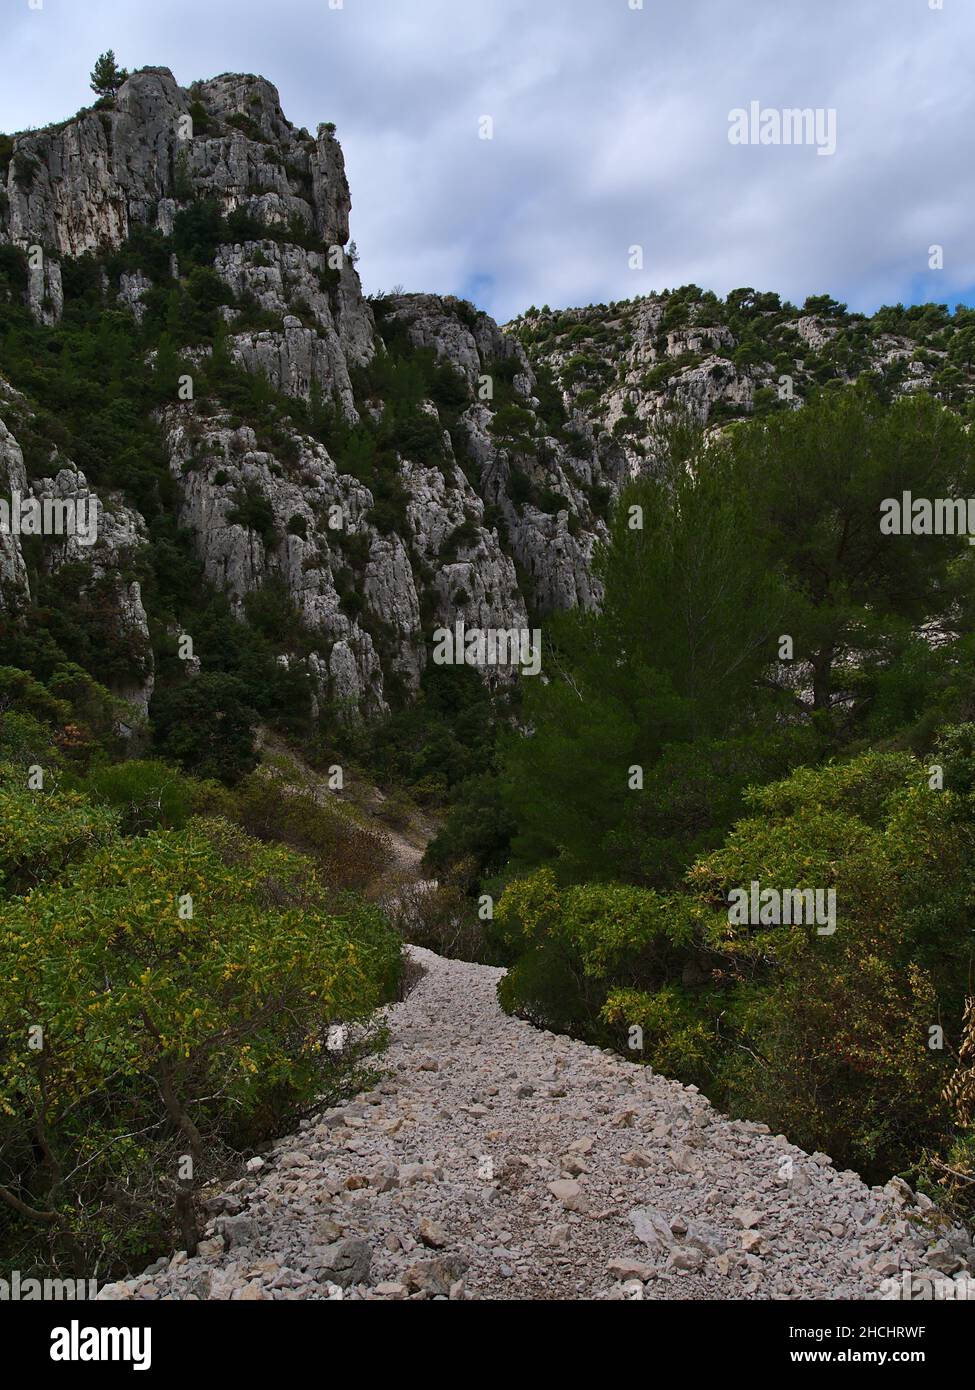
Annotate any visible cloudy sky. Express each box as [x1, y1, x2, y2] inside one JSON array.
[[2, 0, 973, 323]]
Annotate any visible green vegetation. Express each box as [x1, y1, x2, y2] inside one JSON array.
[[460, 392, 975, 1219], [89, 50, 128, 100], [0, 691, 400, 1281], [3, 91, 975, 1246], [511, 285, 975, 429], [493, 744, 974, 1194]]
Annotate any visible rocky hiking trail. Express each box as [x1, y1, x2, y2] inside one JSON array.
[[99, 947, 974, 1302]]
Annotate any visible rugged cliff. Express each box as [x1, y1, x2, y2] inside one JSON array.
[[2, 66, 973, 726], [0, 67, 630, 721]]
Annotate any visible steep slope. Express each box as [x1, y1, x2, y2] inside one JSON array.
[[509, 290, 975, 479], [3, 68, 974, 731], [0, 67, 624, 723]]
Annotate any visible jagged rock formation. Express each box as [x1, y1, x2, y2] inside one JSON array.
[[508, 292, 975, 478], [2, 69, 973, 720], [0, 378, 154, 724], [0, 409, 30, 604], [0, 67, 623, 717], [3, 67, 349, 260]]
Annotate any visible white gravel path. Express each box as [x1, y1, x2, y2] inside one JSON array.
[[100, 947, 974, 1302]]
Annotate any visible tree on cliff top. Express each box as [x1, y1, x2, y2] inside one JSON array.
[[90, 51, 128, 100]]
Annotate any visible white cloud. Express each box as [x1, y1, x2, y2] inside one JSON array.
[[1, 0, 972, 321]]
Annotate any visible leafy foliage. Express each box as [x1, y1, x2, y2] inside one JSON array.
[[0, 777, 400, 1279], [497, 744, 975, 1183], [89, 51, 128, 99]]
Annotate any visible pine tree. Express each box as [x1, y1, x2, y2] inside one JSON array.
[[89, 51, 128, 100]]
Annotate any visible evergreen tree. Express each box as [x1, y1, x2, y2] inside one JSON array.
[[500, 413, 790, 887], [729, 387, 975, 722], [89, 50, 128, 100]]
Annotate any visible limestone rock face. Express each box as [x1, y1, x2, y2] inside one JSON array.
[[165, 410, 388, 714], [6, 65, 965, 725], [0, 71, 634, 718], [530, 298, 764, 477], [0, 385, 154, 723], [382, 292, 527, 393], [161, 390, 541, 712], [792, 315, 838, 352], [1, 67, 353, 321], [510, 294, 960, 488], [669, 355, 756, 420], [0, 414, 30, 606], [118, 269, 153, 324], [215, 240, 374, 417]]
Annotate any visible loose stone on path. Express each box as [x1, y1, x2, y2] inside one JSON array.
[[100, 946, 975, 1302]]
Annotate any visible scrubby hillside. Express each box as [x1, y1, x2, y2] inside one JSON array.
[[509, 288, 975, 475], [0, 65, 626, 747], [3, 66, 975, 777], [4, 60, 975, 1301]]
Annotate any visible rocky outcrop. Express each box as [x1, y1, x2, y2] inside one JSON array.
[[215, 241, 374, 418], [510, 294, 971, 479], [162, 392, 535, 713], [0, 386, 154, 723], [1, 66, 352, 318], [20, 70, 911, 718], [0, 414, 30, 607], [0, 70, 636, 716], [1, 66, 353, 340]]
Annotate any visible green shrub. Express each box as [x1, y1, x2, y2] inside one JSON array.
[[12, 152, 40, 190], [187, 99, 213, 136], [78, 758, 195, 833], [497, 743, 975, 1182], [381, 408, 444, 467], [0, 666, 71, 727], [230, 769, 393, 893], [440, 517, 479, 562], [0, 763, 119, 895], [489, 402, 535, 444], [227, 483, 277, 547], [151, 673, 259, 784], [0, 711, 59, 768], [0, 812, 400, 1278], [384, 881, 488, 962], [495, 868, 703, 1047], [225, 111, 264, 141], [0, 244, 28, 300]]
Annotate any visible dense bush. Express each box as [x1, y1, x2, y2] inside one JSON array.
[[0, 793, 400, 1279], [496, 743, 975, 1186], [0, 765, 118, 894], [0, 710, 59, 768], [383, 880, 490, 963], [151, 673, 260, 784], [74, 758, 195, 833]]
